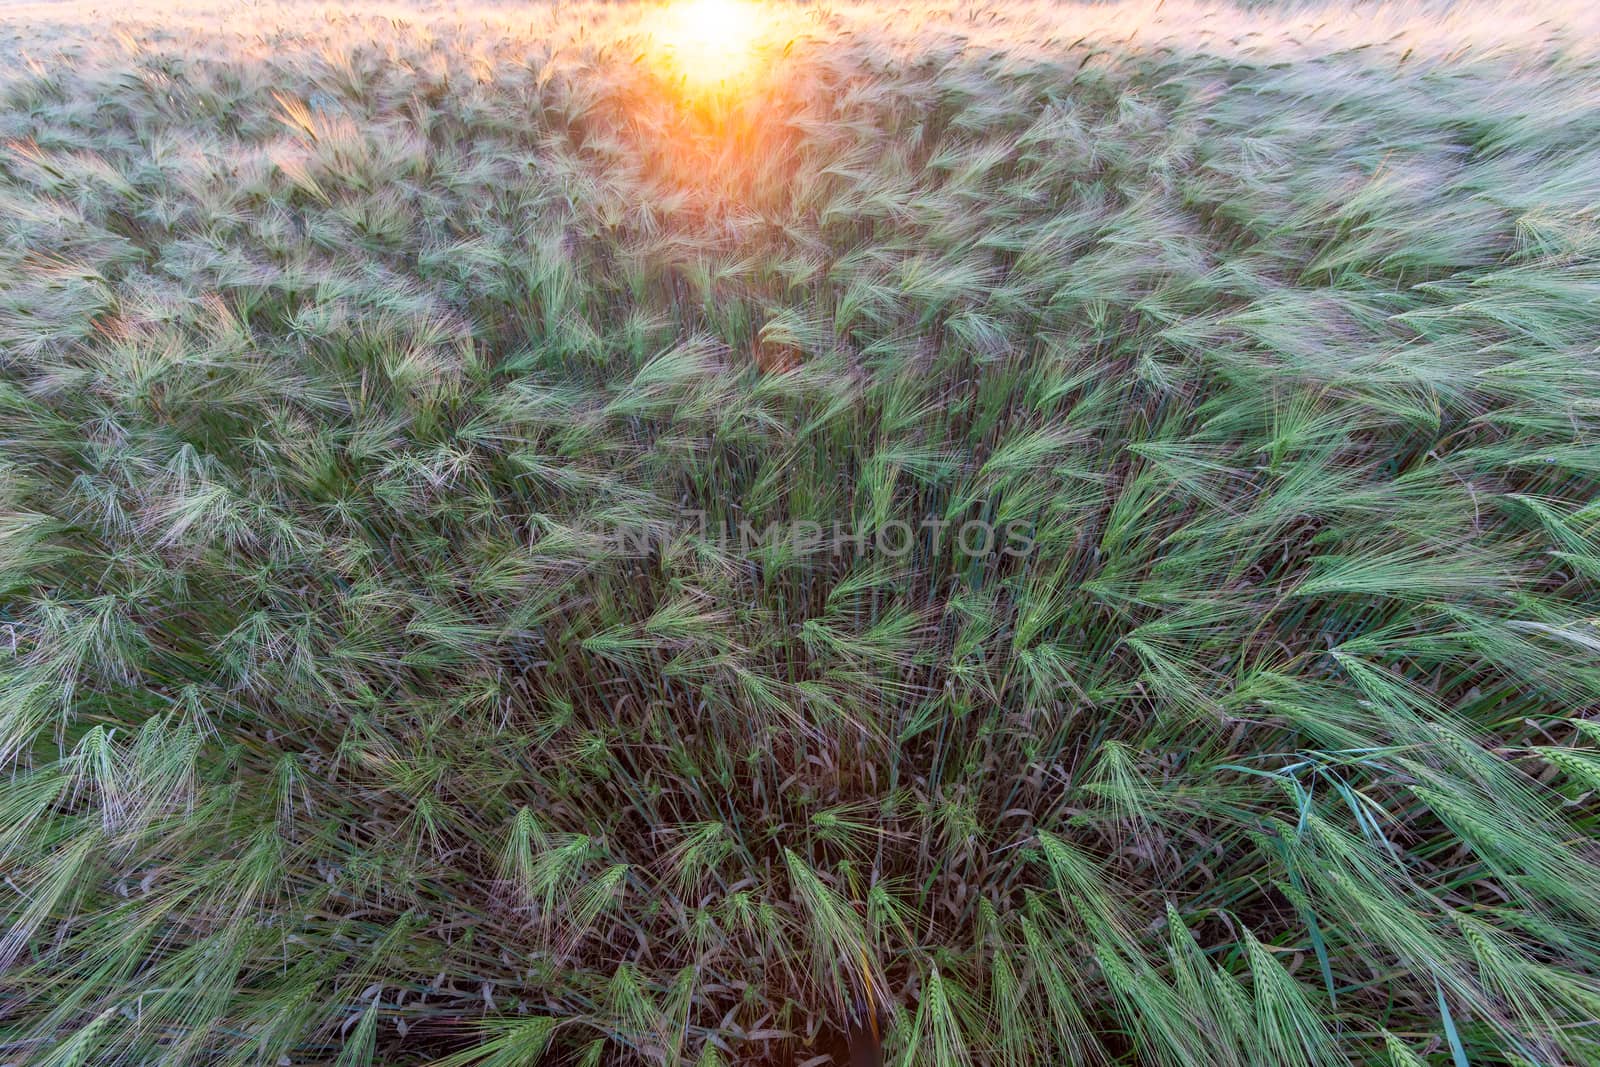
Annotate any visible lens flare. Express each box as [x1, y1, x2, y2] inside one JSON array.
[[651, 0, 767, 91]]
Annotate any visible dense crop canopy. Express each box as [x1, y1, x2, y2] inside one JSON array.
[[2, 1, 1599, 1064]]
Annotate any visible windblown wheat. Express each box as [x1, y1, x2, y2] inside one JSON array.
[[2, 1, 1599, 1064]]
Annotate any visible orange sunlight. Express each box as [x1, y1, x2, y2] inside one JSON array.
[[649, 0, 771, 93]]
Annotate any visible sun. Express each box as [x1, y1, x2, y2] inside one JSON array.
[[650, 0, 769, 92]]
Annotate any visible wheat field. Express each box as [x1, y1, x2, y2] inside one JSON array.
[[2, 1, 1600, 1064]]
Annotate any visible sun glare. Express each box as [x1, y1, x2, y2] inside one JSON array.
[[651, 0, 768, 91]]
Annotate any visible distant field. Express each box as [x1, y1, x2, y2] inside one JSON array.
[[2, 1, 1600, 1064]]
